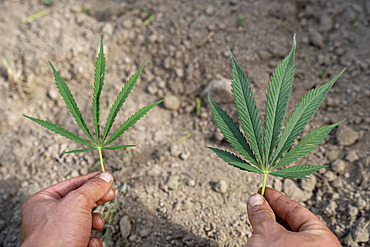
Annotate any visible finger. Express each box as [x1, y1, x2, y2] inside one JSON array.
[[71, 172, 114, 207], [37, 172, 100, 200], [263, 187, 324, 232], [88, 236, 102, 247], [96, 188, 115, 206], [92, 212, 105, 231], [247, 193, 280, 234]]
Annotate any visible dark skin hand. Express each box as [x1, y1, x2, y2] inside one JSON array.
[[246, 187, 341, 247], [21, 172, 115, 247]]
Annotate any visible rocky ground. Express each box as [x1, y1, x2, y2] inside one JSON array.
[[0, 0, 369, 246]]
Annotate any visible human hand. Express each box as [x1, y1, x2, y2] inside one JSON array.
[[246, 187, 340, 247], [21, 172, 115, 247]]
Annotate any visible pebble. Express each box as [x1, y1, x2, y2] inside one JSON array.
[[331, 159, 347, 174], [119, 216, 132, 239], [180, 151, 190, 160], [345, 150, 359, 163], [348, 205, 358, 219], [139, 228, 151, 238], [201, 75, 233, 104], [167, 175, 180, 190], [324, 171, 336, 181], [214, 128, 225, 142], [163, 95, 180, 111], [283, 179, 312, 202], [272, 178, 283, 192], [301, 175, 316, 192], [336, 126, 359, 146], [147, 164, 163, 176], [309, 28, 324, 48], [327, 150, 342, 161], [187, 179, 195, 187], [352, 222, 369, 243], [215, 180, 228, 194], [47, 87, 59, 100]]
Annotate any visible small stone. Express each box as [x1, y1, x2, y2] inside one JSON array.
[[201, 75, 233, 104], [163, 95, 180, 111], [325, 200, 338, 216], [180, 151, 190, 160], [205, 5, 214, 15], [47, 87, 59, 100], [214, 128, 225, 142], [336, 126, 359, 146], [283, 179, 312, 202], [345, 150, 359, 163], [348, 205, 358, 219], [147, 84, 158, 95], [187, 179, 195, 187], [327, 150, 341, 161], [175, 68, 184, 78], [356, 198, 366, 210], [139, 228, 152, 238], [167, 175, 180, 190], [119, 216, 132, 239], [309, 28, 324, 48], [301, 175, 316, 192], [272, 178, 283, 192], [352, 222, 369, 243], [331, 159, 347, 174], [215, 180, 228, 194], [324, 171, 336, 181], [147, 164, 163, 176]]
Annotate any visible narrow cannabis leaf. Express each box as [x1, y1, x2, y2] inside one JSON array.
[[24, 36, 164, 172], [208, 35, 345, 196]]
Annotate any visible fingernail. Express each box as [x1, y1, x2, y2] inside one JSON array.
[[248, 193, 265, 208], [99, 172, 113, 183]]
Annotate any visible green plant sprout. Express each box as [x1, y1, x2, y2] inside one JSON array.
[[208, 35, 345, 196], [24, 36, 164, 172]]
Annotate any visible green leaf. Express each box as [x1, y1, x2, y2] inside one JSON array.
[[23, 114, 94, 147], [229, 49, 264, 165], [49, 62, 96, 145], [264, 36, 296, 165], [270, 165, 327, 179], [271, 121, 344, 171], [62, 148, 96, 154], [271, 68, 346, 165], [207, 94, 261, 169], [104, 99, 164, 146], [103, 144, 135, 150], [93, 35, 106, 145], [102, 61, 146, 143], [208, 147, 263, 174]]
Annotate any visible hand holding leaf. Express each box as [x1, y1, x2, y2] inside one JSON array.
[[208, 35, 345, 196]]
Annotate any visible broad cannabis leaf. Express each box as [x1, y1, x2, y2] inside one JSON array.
[[24, 36, 164, 172], [208, 35, 345, 196]]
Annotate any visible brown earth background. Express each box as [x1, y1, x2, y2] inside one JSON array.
[[0, 0, 369, 246]]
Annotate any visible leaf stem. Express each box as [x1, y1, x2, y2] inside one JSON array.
[[261, 172, 268, 196], [98, 147, 105, 172]]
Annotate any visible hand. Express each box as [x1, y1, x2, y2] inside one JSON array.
[[21, 172, 115, 247], [246, 187, 340, 247]]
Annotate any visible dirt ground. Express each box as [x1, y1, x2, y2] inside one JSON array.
[[0, 0, 369, 246]]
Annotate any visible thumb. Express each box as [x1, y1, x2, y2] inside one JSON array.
[[70, 172, 114, 207], [247, 193, 277, 234]]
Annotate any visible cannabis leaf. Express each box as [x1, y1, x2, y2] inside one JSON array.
[[24, 36, 164, 172], [208, 35, 345, 196]]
